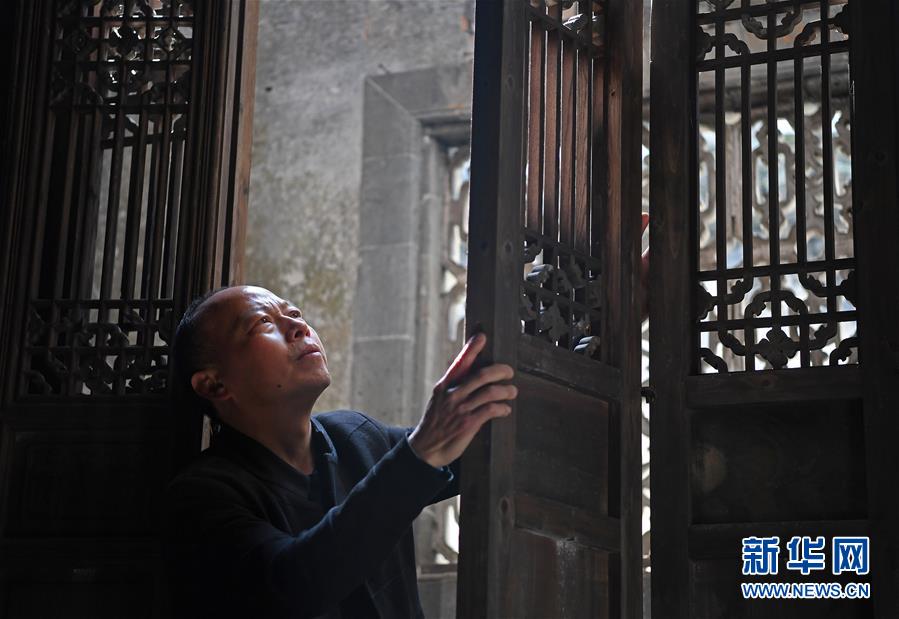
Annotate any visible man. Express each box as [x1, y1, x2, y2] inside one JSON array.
[[161, 285, 518, 618]]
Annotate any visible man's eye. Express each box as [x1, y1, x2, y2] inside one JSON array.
[[290, 311, 301, 318], [259, 316, 272, 324]]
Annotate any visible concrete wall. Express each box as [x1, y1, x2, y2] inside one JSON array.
[[246, 0, 474, 412]]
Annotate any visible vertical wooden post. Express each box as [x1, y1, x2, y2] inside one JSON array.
[[648, 0, 693, 617], [604, 0, 644, 616], [851, 1, 899, 615], [457, 0, 527, 615]]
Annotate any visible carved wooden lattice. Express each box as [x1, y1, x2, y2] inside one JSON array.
[[520, 0, 607, 361], [21, 0, 194, 397], [459, 0, 644, 614], [694, 0, 855, 373]]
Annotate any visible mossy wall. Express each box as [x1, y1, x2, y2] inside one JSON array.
[[246, 1, 474, 412]]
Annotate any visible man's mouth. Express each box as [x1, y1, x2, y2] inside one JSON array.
[[294, 345, 322, 361]]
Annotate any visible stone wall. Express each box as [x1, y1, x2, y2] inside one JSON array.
[[246, 0, 474, 412]]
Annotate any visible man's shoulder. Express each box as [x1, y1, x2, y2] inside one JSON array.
[[314, 409, 377, 430], [165, 450, 252, 497], [314, 410, 406, 455], [313, 409, 390, 437]]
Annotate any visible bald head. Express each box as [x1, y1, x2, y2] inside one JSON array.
[[171, 286, 330, 422], [171, 286, 236, 421]]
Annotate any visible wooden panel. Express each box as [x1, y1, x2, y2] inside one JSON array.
[[506, 527, 611, 619], [2, 427, 169, 536], [0, 537, 169, 617], [691, 401, 867, 524], [5, 581, 152, 619], [0, 559, 161, 619], [515, 372, 610, 515]]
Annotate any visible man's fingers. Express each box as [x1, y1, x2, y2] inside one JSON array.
[[460, 383, 517, 414], [468, 402, 513, 430], [452, 363, 514, 401], [440, 332, 486, 389]]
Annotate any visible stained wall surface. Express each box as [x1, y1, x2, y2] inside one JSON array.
[[246, 0, 474, 412]]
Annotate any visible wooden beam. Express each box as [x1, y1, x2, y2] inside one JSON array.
[[685, 365, 861, 408], [515, 492, 622, 552], [518, 334, 622, 400]]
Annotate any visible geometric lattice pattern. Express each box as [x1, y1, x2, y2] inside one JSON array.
[[520, 0, 607, 361], [20, 0, 195, 397], [694, 0, 856, 372], [52, 0, 193, 110], [23, 299, 172, 396]]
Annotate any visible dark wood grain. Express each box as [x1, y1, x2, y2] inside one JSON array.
[[603, 0, 644, 615], [850, 1, 899, 615], [559, 37, 575, 246], [574, 42, 590, 254], [457, 0, 527, 616], [543, 4, 561, 242], [518, 333, 622, 400], [515, 492, 621, 551], [685, 365, 861, 407], [526, 20, 545, 234], [648, 0, 694, 617]]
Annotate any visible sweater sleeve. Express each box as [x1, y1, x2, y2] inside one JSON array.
[[384, 424, 461, 504], [163, 435, 451, 618]]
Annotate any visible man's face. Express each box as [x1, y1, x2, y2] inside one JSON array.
[[197, 286, 331, 410]]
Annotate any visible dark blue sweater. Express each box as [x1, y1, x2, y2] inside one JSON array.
[[161, 410, 459, 618]]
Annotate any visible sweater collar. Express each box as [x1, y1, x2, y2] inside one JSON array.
[[212, 417, 339, 502]]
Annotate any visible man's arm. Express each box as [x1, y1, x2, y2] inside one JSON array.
[[164, 333, 514, 617], [164, 433, 451, 618], [384, 424, 461, 504]]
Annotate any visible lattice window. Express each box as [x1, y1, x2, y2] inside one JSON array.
[[21, 0, 195, 397], [694, 0, 855, 373], [416, 146, 470, 568], [520, 0, 606, 360]]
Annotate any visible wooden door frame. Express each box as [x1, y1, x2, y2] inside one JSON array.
[[457, 0, 644, 616], [0, 0, 259, 462], [0, 1, 259, 613], [649, 0, 899, 616]]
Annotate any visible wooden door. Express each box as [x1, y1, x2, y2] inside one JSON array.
[[650, 0, 899, 616], [0, 1, 258, 616], [457, 1, 644, 617]]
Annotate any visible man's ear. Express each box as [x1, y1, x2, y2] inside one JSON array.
[[190, 369, 230, 402]]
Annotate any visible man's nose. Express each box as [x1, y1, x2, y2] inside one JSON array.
[[284, 316, 310, 341]]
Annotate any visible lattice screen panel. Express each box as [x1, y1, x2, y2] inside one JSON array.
[[520, 0, 607, 361], [21, 0, 194, 397], [694, 0, 856, 373]]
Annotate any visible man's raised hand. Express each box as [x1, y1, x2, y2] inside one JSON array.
[[408, 333, 517, 468]]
